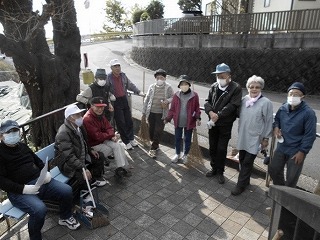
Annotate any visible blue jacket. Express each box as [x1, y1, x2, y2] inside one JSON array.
[[273, 101, 317, 156]]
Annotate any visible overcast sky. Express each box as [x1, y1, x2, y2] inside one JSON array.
[[32, 0, 182, 38]]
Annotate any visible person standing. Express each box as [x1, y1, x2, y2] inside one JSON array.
[[76, 68, 115, 123], [55, 105, 107, 188], [231, 75, 273, 195], [165, 75, 201, 164], [269, 82, 317, 188], [142, 69, 174, 158], [83, 97, 131, 181], [107, 59, 145, 150], [0, 120, 80, 240], [204, 63, 242, 184]]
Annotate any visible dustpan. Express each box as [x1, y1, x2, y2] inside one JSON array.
[[75, 168, 110, 229]]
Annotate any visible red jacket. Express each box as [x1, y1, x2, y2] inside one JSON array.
[[166, 90, 201, 130], [83, 108, 115, 147]]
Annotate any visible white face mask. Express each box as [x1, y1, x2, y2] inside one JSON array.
[[97, 80, 106, 86], [217, 78, 227, 87], [74, 117, 83, 127], [180, 85, 189, 92], [287, 96, 301, 106], [2, 131, 20, 145], [157, 80, 165, 86]]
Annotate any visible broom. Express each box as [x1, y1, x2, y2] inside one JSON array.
[[138, 71, 151, 147], [186, 82, 204, 167], [80, 168, 110, 229]]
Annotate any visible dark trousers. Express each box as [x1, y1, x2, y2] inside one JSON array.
[[148, 112, 165, 150], [268, 149, 305, 187], [74, 152, 105, 190], [114, 96, 134, 144], [208, 124, 233, 174], [237, 150, 257, 188]]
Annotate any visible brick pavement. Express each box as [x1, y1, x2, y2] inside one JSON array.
[[1, 144, 272, 240]]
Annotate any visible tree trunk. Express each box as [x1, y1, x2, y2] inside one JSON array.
[[0, 0, 81, 147]]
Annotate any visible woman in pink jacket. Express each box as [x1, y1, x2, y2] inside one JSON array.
[[165, 75, 201, 164]]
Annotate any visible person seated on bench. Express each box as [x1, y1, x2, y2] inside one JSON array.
[[83, 97, 131, 181], [55, 105, 107, 188], [0, 119, 80, 240]]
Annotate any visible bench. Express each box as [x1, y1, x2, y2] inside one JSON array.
[[0, 143, 70, 229]]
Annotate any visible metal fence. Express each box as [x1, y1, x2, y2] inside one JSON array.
[[133, 8, 320, 35]]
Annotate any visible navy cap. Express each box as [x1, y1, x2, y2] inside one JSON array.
[[211, 63, 231, 74], [0, 120, 20, 133], [287, 82, 306, 95]]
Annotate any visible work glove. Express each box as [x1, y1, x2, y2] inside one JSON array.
[[23, 185, 40, 195], [43, 172, 52, 184], [139, 92, 146, 97]]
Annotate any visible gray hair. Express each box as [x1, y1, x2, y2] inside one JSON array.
[[246, 75, 265, 89]]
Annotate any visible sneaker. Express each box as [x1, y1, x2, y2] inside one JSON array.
[[93, 177, 107, 187], [148, 150, 156, 159], [181, 154, 188, 164], [171, 154, 180, 163], [59, 216, 81, 230], [125, 143, 133, 150], [218, 174, 225, 184], [205, 169, 217, 177], [130, 139, 138, 147], [231, 186, 245, 196]]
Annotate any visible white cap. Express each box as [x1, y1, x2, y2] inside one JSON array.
[[109, 59, 121, 66], [64, 105, 85, 119]]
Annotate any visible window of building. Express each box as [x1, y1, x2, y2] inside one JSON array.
[[264, 0, 271, 7]]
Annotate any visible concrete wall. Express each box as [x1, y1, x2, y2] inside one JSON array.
[[293, 0, 320, 10], [133, 33, 320, 49]]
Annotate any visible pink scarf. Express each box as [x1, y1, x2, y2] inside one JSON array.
[[246, 93, 261, 108]]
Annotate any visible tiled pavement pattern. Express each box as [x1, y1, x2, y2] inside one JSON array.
[[2, 144, 272, 240]]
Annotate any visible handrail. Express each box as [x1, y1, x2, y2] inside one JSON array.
[[133, 8, 320, 36]]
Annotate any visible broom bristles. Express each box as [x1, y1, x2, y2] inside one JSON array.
[[91, 210, 110, 228], [186, 128, 204, 167], [138, 116, 151, 147]]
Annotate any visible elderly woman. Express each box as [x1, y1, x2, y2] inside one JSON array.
[[231, 75, 273, 195]]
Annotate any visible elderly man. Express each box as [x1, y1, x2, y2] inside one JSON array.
[[83, 97, 131, 181], [107, 59, 145, 150], [204, 63, 242, 184], [269, 82, 317, 187], [76, 68, 115, 123], [0, 119, 80, 240], [55, 105, 107, 188]]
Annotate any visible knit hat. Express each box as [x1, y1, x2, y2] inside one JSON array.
[[287, 82, 306, 95], [154, 69, 167, 78]]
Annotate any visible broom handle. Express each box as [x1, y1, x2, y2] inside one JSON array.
[[143, 71, 145, 102], [82, 168, 96, 208]]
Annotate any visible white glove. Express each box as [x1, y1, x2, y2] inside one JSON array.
[[23, 185, 40, 195], [43, 172, 52, 184], [139, 92, 146, 97]]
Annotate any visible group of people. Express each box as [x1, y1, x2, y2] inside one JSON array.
[[0, 60, 317, 239]]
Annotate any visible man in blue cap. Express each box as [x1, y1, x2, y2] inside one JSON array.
[[204, 63, 242, 184], [269, 82, 317, 187], [0, 119, 80, 240]]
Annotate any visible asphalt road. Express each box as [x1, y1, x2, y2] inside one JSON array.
[[81, 39, 320, 180]]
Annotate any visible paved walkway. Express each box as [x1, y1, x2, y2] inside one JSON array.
[[1, 143, 271, 240]]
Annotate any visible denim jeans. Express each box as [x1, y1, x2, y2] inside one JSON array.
[[268, 149, 305, 187], [8, 178, 73, 240], [175, 127, 193, 155]]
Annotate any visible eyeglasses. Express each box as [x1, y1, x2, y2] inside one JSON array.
[[5, 128, 20, 134], [249, 86, 261, 89]]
